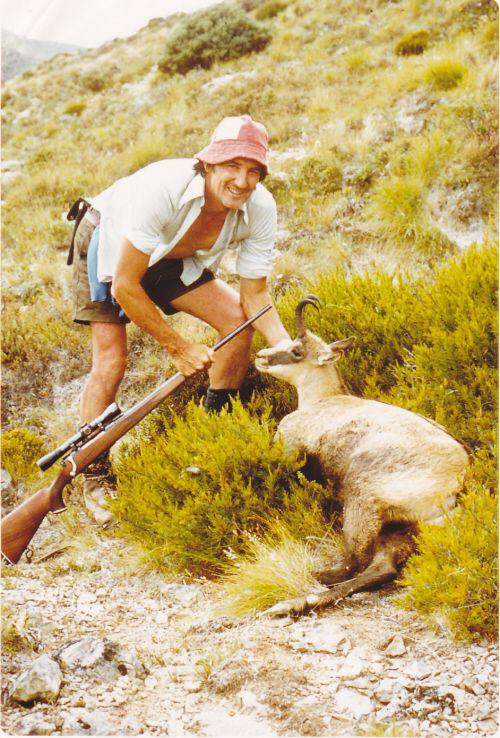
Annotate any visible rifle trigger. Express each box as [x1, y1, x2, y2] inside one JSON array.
[[68, 454, 78, 478]]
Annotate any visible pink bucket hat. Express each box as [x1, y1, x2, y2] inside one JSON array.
[[194, 114, 269, 175]]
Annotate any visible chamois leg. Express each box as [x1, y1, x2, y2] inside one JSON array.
[[305, 548, 397, 611], [313, 494, 382, 586], [263, 547, 397, 617], [313, 557, 356, 586], [262, 496, 383, 617], [302, 525, 417, 612]]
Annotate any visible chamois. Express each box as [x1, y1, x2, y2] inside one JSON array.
[[255, 296, 470, 616]]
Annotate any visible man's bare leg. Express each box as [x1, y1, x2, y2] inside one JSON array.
[[79, 322, 127, 524], [79, 322, 128, 424]]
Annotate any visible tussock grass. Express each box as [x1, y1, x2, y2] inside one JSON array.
[[368, 174, 426, 242], [217, 522, 342, 617], [423, 56, 469, 90], [2, 605, 35, 654]]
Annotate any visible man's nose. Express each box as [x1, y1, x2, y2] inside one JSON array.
[[233, 170, 248, 189]]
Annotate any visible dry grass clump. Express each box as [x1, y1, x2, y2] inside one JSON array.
[[217, 522, 342, 617], [423, 57, 469, 90], [394, 30, 430, 56]]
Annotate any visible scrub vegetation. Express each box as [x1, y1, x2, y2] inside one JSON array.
[[1, 0, 497, 640]]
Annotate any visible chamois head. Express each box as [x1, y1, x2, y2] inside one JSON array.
[[255, 295, 356, 389]]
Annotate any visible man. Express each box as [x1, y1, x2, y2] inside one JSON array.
[[70, 114, 291, 523]]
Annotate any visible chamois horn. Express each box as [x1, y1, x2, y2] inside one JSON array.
[[295, 294, 321, 337]]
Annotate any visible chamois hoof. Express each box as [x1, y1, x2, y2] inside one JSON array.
[[261, 595, 313, 618]]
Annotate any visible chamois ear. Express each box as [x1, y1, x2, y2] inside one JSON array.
[[324, 335, 356, 358], [329, 336, 356, 352], [317, 350, 340, 366], [317, 336, 355, 365]]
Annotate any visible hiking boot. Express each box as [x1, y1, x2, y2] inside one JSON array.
[[81, 451, 116, 526], [203, 388, 239, 413], [82, 474, 116, 526]]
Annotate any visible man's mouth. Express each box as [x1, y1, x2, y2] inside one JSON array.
[[226, 186, 245, 196]]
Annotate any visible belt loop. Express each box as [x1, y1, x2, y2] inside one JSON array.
[[66, 198, 90, 266]]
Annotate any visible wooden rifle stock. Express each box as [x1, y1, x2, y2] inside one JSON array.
[[1, 305, 271, 564]]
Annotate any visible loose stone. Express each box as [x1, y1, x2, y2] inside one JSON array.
[[10, 655, 62, 704]]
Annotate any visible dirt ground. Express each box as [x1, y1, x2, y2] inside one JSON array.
[[1, 511, 498, 738]]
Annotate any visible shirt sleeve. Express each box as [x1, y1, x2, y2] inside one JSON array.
[[121, 178, 174, 256], [235, 197, 278, 279]]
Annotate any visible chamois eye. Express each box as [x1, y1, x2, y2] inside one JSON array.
[[291, 347, 304, 358]]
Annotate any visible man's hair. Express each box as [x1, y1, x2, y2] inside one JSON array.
[[193, 159, 267, 181]]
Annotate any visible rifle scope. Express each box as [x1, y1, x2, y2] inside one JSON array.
[[37, 403, 122, 471]]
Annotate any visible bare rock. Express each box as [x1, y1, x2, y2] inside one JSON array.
[[56, 636, 146, 680], [338, 648, 367, 678], [14, 715, 57, 735], [384, 634, 407, 656], [61, 708, 115, 735], [334, 687, 373, 718], [405, 660, 433, 680], [478, 718, 498, 733], [1, 467, 12, 490], [10, 654, 62, 704], [162, 583, 204, 606], [374, 677, 399, 704]]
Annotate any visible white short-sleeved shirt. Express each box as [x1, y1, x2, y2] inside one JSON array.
[[90, 158, 278, 286]]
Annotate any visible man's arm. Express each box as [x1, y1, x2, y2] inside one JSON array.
[[239, 276, 290, 346], [112, 239, 214, 375]]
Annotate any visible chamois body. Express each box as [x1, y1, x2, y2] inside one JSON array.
[[256, 297, 469, 616]]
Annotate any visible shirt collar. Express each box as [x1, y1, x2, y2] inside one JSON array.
[[179, 173, 205, 208], [179, 172, 250, 224]]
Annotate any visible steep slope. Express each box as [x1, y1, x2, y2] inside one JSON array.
[[1, 0, 497, 444]]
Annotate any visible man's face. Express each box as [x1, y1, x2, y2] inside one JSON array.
[[204, 158, 262, 211]]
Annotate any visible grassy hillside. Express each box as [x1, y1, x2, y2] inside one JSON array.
[[2, 0, 497, 435]]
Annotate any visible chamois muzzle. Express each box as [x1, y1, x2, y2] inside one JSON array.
[[295, 294, 321, 337]]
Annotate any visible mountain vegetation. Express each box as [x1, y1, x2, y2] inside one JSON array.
[[1, 0, 498, 640]]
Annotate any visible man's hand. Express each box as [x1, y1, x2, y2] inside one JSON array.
[[169, 341, 214, 376]]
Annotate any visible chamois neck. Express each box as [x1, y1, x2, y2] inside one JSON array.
[[296, 364, 349, 409]]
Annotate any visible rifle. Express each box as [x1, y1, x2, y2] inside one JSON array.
[[1, 305, 271, 564]]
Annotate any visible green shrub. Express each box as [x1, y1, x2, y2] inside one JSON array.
[[81, 71, 108, 92], [423, 58, 468, 90], [293, 157, 343, 198], [397, 482, 498, 641], [389, 242, 498, 455], [1, 428, 46, 483], [394, 30, 430, 56], [113, 400, 331, 575], [254, 0, 288, 20], [63, 100, 86, 116], [158, 3, 271, 75]]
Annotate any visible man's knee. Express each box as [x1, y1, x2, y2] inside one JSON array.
[[219, 303, 254, 337], [92, 351, 127, 384]]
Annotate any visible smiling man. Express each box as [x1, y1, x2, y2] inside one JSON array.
[[69, 114, 291, 522]]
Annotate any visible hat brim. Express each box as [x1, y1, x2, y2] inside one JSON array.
[[194, 140, 269, 175]]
